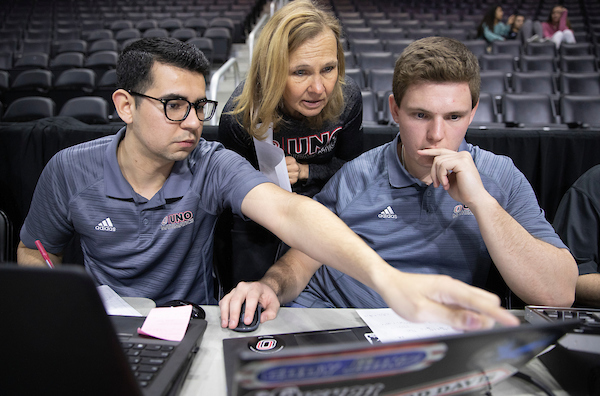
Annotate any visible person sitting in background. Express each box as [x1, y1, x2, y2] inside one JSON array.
[[507, 14, 526, 40], [220, 37, 577, 330], [553, 164, 600, 307], [542, 5, 576, 49], [217, 0, 363, 288], [477, 5, 515, 43]]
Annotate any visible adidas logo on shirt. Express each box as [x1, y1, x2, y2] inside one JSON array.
[[378, 206, 397, 219], [95, 217, 116, 232]]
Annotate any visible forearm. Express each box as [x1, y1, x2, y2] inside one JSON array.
[[17, 241, 62, 267], [575, 273, 600, 307], [259, 249, 321, 304], [471, 196, 577, 306]]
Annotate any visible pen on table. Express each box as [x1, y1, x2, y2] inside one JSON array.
[[35, 240, 55, 269]]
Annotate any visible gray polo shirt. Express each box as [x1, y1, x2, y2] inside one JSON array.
[[21, 128, 270, 305], [293, 134, 566, 308]]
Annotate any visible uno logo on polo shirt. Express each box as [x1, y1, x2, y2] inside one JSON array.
[[161, 211, 194, 230]]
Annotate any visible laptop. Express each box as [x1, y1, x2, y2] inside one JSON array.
[[0, 265, 207, 396], [223, 317, 577, 396]]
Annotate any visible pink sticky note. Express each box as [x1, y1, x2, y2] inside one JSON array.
[[137, 305, 193, 342]]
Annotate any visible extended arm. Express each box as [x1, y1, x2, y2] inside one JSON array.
[[220, 183, 519, 330], [423, 148, 578, 306]]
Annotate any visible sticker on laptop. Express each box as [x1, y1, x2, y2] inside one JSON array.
[[248, 336, 286, 354], [236, 342, 447, 388]]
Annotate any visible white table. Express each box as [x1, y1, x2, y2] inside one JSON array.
[[175, 306, 569, 396]]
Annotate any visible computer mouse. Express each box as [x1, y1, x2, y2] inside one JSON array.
[[233, 301, 261, 332], [158, 299, 206, 320]]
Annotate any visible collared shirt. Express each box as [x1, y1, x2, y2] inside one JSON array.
[[293, 133, 566, 308], [21, 128, 270, 305]]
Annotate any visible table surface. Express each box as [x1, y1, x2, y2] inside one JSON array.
[[174, 306, 569, 396]]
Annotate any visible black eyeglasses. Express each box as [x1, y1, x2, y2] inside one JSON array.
[[128, 91, 218, 122]]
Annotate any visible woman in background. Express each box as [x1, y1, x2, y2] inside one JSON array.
[[542, 5, 576, 49], [477, 5, 515, 43], [216, 0, 363, 291]]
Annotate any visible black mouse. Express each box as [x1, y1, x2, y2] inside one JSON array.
[[233, 301, 260, 332], [158, 299, 206, 320]]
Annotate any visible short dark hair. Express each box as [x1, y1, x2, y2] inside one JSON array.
[[116, 37, 210, 94]]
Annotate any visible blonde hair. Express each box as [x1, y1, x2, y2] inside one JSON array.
[[230, 0, 345, 139]]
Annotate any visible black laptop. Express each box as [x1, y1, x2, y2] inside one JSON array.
[[224, 316, 577, 396], [0, 265, 207, 396]]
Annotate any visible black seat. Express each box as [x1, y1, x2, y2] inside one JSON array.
[[559, 43, 592, 57], [438, 28, 470, 41], [524, 41, 556, 57], [349, 38, 385, 53], [203, 27, 231, 63], [356, 51, 395, 70], [491, 40, 522, 57], [171, 28, 197, 42], [361, 90, 379, 125], [88, 39, 118, 54], [94, 69, 117, 115], [480, 70, 509, 95], [479, 54, 516, 73], [158, 19, 183, 32], [209, 17, 239, 42], [84, 51, 118, 79], [134, 19, 158, 32], [560, 55, 598, 73], [109, 20, 134, 33], [463, 39, 488, 58], [344, 27, 376, 40], [384, 39, 414, 55], [405, 28, 435, 40], [186, 37, 213, 65], [470, 92, 502, 128], [11, 53, 49, 79], [56, 39, 88, 55], [49, 52, 84, 73], [0, 209, 14, 262], [142, 28, 169, 38], [559, 72, 600, 95], [366, 68, 394, 110], [20, 39, 51, 55], [345, 68, 365, 89], [59, 96, 110, 124], [518, 55, 557, 73], [511, 72, 557, 95], [2, 96, 55, 122], [51, 68, 96, 110], [184, 18, 209, 36], [502, 93, 559, 127], [6, 69, 53, 104], [115, 28, 141, 44], [376, 28, 406, 41], [560, 95, 600, 128], [86, 29, 114, 42]]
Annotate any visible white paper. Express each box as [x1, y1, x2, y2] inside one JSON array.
[[97, 285, 143, 316], [253, 125, 292, 192], [357, 308, 462, 343]]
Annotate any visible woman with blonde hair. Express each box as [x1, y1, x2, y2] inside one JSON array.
[[217, 0, 363, 288]]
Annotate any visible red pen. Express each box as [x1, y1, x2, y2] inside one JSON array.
[[35, 240, 55, 269]]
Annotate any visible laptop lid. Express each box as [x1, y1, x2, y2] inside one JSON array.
[[224, 318, 577, 396], [0, 265, 206, 396]]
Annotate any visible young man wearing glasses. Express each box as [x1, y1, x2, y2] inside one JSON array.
[[17, 38, 518, 331]]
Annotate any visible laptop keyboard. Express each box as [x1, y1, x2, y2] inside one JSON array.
[[122, 342, 174, 387], [525, 306, 600, 334]]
